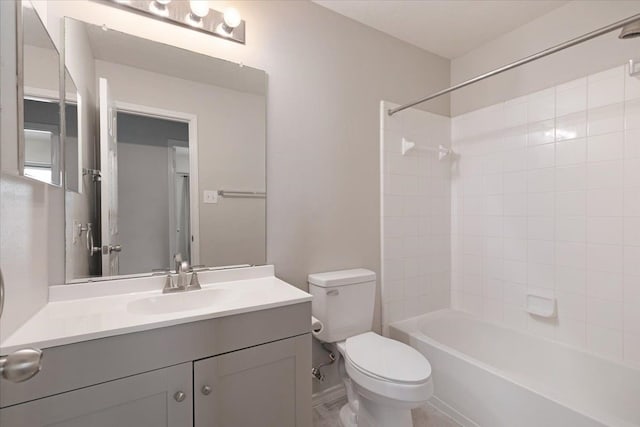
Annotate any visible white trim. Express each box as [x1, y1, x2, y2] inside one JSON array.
[[113, 100, 200, 266], [312, 384, 346, 407], [167, 146, 177, 266]]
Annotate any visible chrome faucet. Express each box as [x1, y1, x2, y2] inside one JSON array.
[[162, 254, 202, 293]]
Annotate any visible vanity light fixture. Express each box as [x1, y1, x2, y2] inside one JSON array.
[[101, 0, 246, 44]]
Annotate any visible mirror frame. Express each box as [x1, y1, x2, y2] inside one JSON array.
[[16, 0, 64, 188]]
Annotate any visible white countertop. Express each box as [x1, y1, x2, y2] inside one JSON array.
[[0, 265, 312, 355]]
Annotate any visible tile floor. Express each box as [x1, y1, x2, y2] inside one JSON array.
[[312, 396, 461, 427]]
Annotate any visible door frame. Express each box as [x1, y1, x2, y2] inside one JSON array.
[[113, 101, 200, 266]]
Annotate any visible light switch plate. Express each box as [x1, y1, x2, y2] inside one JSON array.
[[204, 190, 218, 204]]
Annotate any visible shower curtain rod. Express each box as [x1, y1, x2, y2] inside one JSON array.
[[388, 13, 640, 116]]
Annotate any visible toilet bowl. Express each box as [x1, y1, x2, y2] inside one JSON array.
[[335, 332, 433, 427], [308, 269, 433, 427]]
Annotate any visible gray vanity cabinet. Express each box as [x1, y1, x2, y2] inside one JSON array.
[[0, 363, 193, 427], [194, 334, 311, 427]]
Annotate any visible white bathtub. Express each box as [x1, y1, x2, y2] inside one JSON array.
[[389, 309, 640, 427]]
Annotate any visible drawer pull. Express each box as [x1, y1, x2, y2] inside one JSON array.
[[201, 385, 212, 395]]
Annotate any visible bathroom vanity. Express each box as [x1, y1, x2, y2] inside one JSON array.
[[0, 266, 312, 426]]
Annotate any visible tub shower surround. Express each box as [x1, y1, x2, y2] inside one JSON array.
[[450, 64, 640, 367], [380, 102, 452, 333]]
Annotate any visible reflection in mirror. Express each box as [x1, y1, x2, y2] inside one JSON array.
[[21, 0, 62, 186], [64, 69, 82, 193], [64, 18, 267, 283]]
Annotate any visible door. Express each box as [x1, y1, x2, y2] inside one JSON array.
[[99, 78, 120, 276], [194, 335, 311, 427], [0, 363, 192, 427]]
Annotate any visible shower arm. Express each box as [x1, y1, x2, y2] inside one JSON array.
[[388, 13, 640, 116]]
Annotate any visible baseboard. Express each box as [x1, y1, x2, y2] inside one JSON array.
[[312, 384, 346, 407], [428, 396, 479, 427]]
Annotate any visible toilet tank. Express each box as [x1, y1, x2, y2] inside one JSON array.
[[308, 269, 376, 343]]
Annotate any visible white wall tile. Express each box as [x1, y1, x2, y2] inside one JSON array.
[[587, 324, 623, 360], [556, 112, 586, 141], [588, 104, 624, 136], [624, 158, 640, 187], [527, 169, 555, 193], [586, 217, 623, 245], [556, 216, 586, 242], [528, 120, 555, 145], [624, 217, 640, 246], [528, 217, 554, 241], [586, 244, 623, 273], [528, 88, 555, 122], [586, 160, 623, 189], [587, 297, 623, 329], [556, 165, 586, 191], [624, 129, 640, 158], [556, 266, 586, 294], [587, 270, 623, 301], [556, 137, 587, 166], [587, 189, 623, 217], [587, 66, 624, 109], [503, 171, 526, 193], [527, 144, 555, 169], [450, 64, 640, 366], [587, 132, 624, 162], [625, 99, 640, 130], [556, 77, 587, 117], [527, 192, 554, 217]]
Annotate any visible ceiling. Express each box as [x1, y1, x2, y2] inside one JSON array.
[[313, 0, 568, 59]]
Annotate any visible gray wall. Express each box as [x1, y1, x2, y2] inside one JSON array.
[[117, 142, 171, 275], [451, 1, 640, 115], [39, 0, 450, 394], [0, 0, 65, 341]]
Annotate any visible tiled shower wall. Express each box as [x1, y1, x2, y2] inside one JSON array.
[[380, 102, 451, 334], [451, 64, 640, 366]]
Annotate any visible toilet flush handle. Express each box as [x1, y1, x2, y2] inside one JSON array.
[[327, 289, 339, 296]]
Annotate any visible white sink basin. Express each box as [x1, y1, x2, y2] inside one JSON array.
[[127, 288, 230, 315]]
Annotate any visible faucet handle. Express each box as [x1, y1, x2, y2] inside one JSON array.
[[162, 273, 185, 293], [187, 270, 202, 291]]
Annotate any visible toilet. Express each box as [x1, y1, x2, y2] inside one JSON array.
[[309, 269, 433, 427]]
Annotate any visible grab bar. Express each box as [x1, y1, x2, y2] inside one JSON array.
[[217, 190, 266, 199]]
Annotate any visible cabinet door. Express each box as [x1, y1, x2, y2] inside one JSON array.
[[0, 363, 192, 427], [194, 334, 311, 427]]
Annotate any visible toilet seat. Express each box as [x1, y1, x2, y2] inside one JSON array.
[[346, 332, 431, 384], [340, 332, 434, 405]]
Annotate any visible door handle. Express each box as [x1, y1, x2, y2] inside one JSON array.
[[0, 348, 43, 383], [105, 244, 122, 253]]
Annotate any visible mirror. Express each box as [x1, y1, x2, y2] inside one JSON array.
[[20, 0, 62, 186], [63, 18, 267, 283]]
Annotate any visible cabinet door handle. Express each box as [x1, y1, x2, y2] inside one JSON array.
[[0, 348, 43, 383], [173, 391, 186, 402], [201, 385, 212, 395]]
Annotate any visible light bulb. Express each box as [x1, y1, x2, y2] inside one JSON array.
[[223, 7, 241, 29], [189, 0, 209, 18], [149, 0, 170, 16]]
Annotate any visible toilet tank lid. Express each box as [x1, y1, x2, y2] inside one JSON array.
[[308, 269, 376, 287]]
